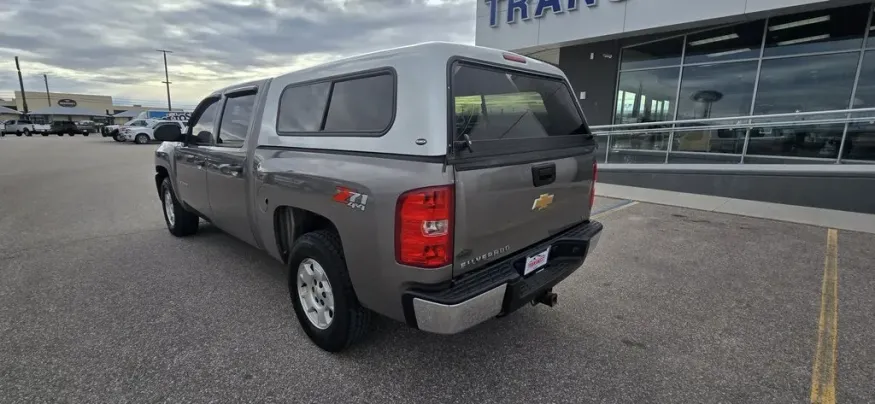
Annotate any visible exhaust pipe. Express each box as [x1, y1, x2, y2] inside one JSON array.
[[536, 290, 558, 307]]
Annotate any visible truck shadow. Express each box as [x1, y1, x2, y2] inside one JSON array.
[[182, 224, 649, 402]]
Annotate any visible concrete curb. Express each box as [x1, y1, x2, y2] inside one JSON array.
[[596, 183, 875, 235]]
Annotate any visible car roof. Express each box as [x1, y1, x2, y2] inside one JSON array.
[[209, 42, 565, 97]]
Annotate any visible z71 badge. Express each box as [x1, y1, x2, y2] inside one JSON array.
[[333, 187, 369, 211]]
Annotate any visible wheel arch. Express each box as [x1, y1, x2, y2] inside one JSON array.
[[273, 206, 340, 266]]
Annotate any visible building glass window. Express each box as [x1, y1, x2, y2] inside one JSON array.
[[608, 3, 875, 164], [763, 4, 870, 57], [620, 36, 684, 70], [684, 21, 765, 64], [754, 52, 860, 115], [614, 68, 679, 124], [677, 61, 758, 120], [868, 6, 875, 49], [745, 123, 846, 162], [852, 51, 875, 109], [843, 112, 875, 162]]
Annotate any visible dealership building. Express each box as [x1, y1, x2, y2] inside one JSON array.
[[476, 0, 875, 213], [0, 91, 179, 125]]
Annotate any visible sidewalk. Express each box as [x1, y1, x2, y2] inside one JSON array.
[[596, 183, 875, 234]]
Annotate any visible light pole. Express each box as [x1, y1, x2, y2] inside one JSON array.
[[15, 56, 29, 114], [156, 49, 173, 111], [43, 74, 51, 107]]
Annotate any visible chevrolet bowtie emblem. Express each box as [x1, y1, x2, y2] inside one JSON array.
[[531, 193, 554, 211]]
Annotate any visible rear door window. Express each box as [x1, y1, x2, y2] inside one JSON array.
[[450, 61, 590, 158], [216, 92, 257, 147]]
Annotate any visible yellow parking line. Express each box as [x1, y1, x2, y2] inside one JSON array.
[[810, 228, 839, 404], [592, 201, 639, 220]]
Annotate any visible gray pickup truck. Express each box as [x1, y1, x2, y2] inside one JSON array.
[[153, 42, 603, 352]]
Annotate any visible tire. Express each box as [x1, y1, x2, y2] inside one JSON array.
[[57, 133, 64, 137], [113, 134, 123, 142], [24, 129, 31, 137], [67, 133, 74, 137], [16, 131, 22, 137], [41, 133, 48, 137], [83, 132, 89, 137], [289, 230, 371, 352], [160, 178, 199, 237], [134, 134, 149, 144]]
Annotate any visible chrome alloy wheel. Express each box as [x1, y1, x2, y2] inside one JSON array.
[[163, 188, 175, 227], [297, 258, 335, 330]]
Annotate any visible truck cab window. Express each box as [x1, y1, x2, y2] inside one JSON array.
[[189, 100, 220, 145]]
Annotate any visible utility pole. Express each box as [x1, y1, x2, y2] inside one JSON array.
[[14, 56, 29, 114], [43, 74, 51, 107], [156, 49, 173, 111]]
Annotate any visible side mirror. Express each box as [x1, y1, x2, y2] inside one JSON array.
[[195, 131, 212, 144], [154, 125, 184, 142]]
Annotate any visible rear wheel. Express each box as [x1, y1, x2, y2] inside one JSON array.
[[289, 230, 371, 352], [57, 133, 64, 137], [160, 178, 199, 237], [67, 133, 74, 136], [23, 129, 31, 137], [16, 131, 22, 137], [41, 133, 48, 137]]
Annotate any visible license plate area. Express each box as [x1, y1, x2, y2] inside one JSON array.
[[523, 246, 551, 276]]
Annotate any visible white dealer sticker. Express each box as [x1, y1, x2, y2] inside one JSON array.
[[524, 247, 550, 276]]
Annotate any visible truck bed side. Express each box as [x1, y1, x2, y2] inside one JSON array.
[[250, 148, 454, 322]]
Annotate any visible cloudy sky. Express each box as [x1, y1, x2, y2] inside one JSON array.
[[0, 0, 475, 109]]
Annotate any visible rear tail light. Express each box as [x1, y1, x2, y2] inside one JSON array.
[[590, 160, 598, 208], [395, 185, 454, 268]]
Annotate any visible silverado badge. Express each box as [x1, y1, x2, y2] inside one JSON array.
[[532, 193, 554, 211]]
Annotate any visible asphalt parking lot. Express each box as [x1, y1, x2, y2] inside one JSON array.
[[1, 136, 873, 403]]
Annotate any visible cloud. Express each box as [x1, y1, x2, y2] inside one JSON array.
[[0, 0, 475, 108]]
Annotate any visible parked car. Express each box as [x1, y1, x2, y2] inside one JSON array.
[[76, 120, 97, 134], [1, 119, 36, 136], [122, 120, 186, 144], [153, 42, 602, 352], [48, 121, 88, 136], [104, 119, 154, 142]]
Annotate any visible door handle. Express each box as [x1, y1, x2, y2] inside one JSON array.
[[218, 164, 242, 177], [531, 163, 556, 187]]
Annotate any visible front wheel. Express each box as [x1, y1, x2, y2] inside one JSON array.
[[289, 230, 371, 352], [67, 133, 74, 137], [83, 132, 89, 137], [57, 133, 64, 137], [135, 134, 149, 144], [23, 129, 31, 137], [160, 178, 199, 237], [41, 133, 48, 137]]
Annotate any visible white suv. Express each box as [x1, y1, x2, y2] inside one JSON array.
[[122, 120, 186, 144]]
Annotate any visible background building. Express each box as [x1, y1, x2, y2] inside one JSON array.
[[476, 0, 875, 213], [0, 105, 19, 122], [0, 91, 185, 124]]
